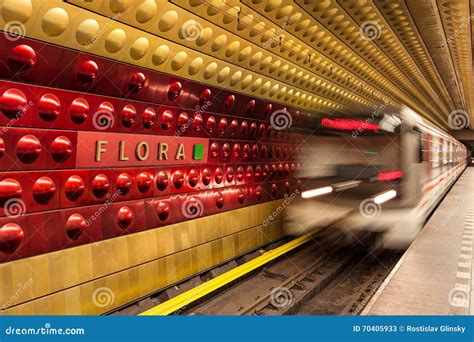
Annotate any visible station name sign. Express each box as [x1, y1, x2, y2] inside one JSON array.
[[76, 131, 209, 168]]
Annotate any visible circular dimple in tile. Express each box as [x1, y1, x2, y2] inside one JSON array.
[[76, 19, 100, 46], [230, 71, 241, 86], [158, 10, 178, 32], [104, 28, 126, 53], [196, 27, 213, 46], [109, 0, 131, 13], [130, 37, 149, 60], [241, 74, 252, 89], [217, 67, 230, 83], [225, 41, 240, 57], [171, 51, 188, 70], [211, 34, 228, 52], [2, 0, 32, 23], [237, 46, 252, 62], [136, 0, 157, 23], [152, 44, 170, 65], [203, 62, 218, 79], [251, 78, 262, 92], [188, 57, 203, 75], [42, 7, 69, 37]]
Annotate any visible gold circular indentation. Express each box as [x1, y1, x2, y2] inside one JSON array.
[[76, 19, 100, 46], [152, 45, 170, 65], [251, 78, 262, 92], [130, 37, 150, 60], [109, 0, 131, 13], [260, 56, 272, 69], [230, 71, 242, 86], [196, 27, 213, 46], [105, 28, 126, 53], [188, 57, 204, 75], [211, 34, 228, 52], [238, 46, 252, 62], [42, 7, 68, 37], [158, 10, 178, 32], [249, 51, 262, 66], [2, 0, 32, 23], [204, 62, 218, 79], [261, 81, 271, 94], [264, 0, 282, 12], [217, 67, 230, 83], [269, 84, 279, 96], [136, 0, 157, 23], [225, 41, 240, 57], [171, 51, 188, 70], [241, 74, 253, 89]]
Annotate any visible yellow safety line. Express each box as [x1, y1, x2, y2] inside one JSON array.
[[140, 231, 316, 316]]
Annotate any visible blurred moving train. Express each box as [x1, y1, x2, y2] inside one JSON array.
[[284, 106, 469, 248]]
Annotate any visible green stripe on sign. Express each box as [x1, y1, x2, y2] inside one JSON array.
[[193, 144, 205, 160]]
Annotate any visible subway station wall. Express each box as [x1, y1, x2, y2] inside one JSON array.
[[0, 0, 312, 314]]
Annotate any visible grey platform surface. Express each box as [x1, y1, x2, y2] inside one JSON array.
[[365, 167, 474, 315]]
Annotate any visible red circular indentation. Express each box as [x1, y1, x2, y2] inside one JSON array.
[[0, 223, 24, 254], [0, 178, 22, 205], [0, 138, 5, 158], [116, 173, 132, 196], [242, 144, 250, 159], [143, 107, 156, 129], [155, 170, 169, 191], [214, 168, 223, 184], [120, 104, 136, 128], [258, 123, 266, 138], [0, 88, 27, 119], [224, 95, 235, 111], [290, 163, 296, 172], [91, 174, 110, 198], [178, 112, 189, 130], [271, 183, 278, 198], [232, 143, 241, 159], [237, 189, 245, 204], [240, 121, 248, 136], [64, 175, 85, 202], [206, 116, 216, 133], [38, 93, 60, 122], [249, 122, 257, 137], [202, 168, 211, 186], [136, 172, 152, 193], [51, 136, 72, 163], [226, 167, 234, 183], [77, 60, 98, 85], [209, 143, 219, 159], [188, 168, 199, 187], [172, 170, 185, 189], [217, 118, 227, 135], [8, 45, 36, 72], [284, 181, 291, 195], [117, 206, 133, 230], [246, 100, 255, 114], [168, 81, 182, 101], [157, 201, 170, 221], [199, 88, 212, 107], [161, 110, 173, 130], [215, 192, 224, 208], [66, 213, 86, 240], [192, 114, 203, 132], [229, 120, 238, 136], [236, 167, 244, 182], [222, 143, 230, 159], [261, 145, 268, 159], [251, 144, 259, 159], [271, 164, 277, 177], [32, 176, 56, 204], [263, 103, 272, 118], [17, 135, 41, 164], [266, 125, 273, 138], [246, 166, 254, 181], [284, 163, 290, 175], [69, 98, 89, 124], [255, 165, 262, 181], [128, 72, 146, 93], [262, 165, 270, 178], [255, 186, 262, 200], [277, 163, 284, 175]]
